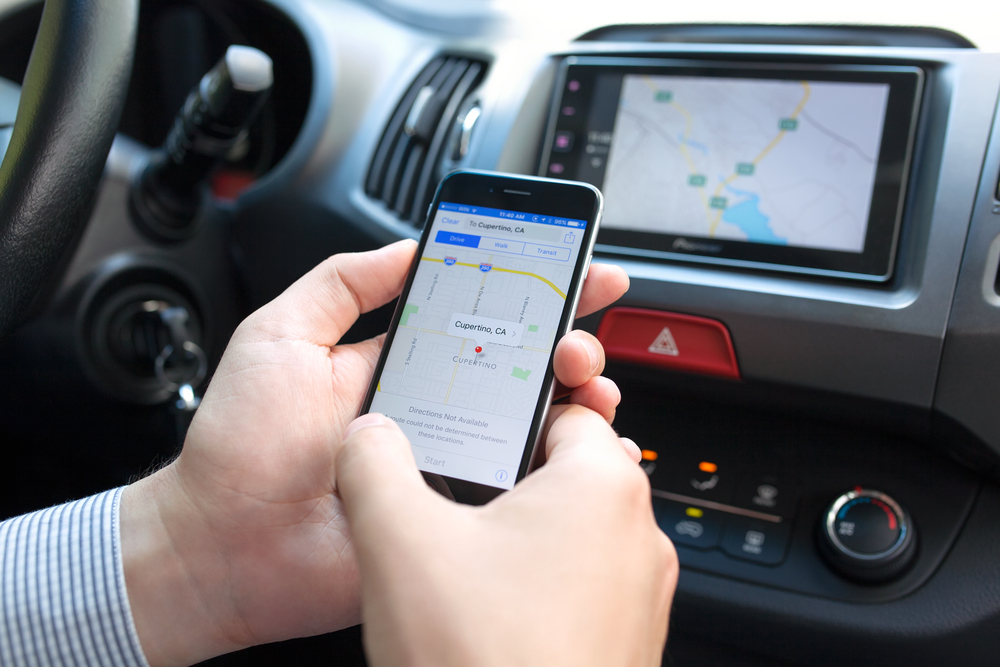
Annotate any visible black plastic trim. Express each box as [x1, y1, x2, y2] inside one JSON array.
[[576, 23, 977, 50]]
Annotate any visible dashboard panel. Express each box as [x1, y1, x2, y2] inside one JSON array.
[[234, 6, 1000, 663], [237, 7, 1000, 661], [2, 0, 1000, 664], [485, 43, 1000, 413]]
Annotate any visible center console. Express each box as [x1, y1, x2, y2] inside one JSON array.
[[516, 39, 1000, 620], [611, 374, 978, 602]]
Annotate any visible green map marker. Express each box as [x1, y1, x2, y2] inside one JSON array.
[[779, 118, 798, 131], [528, 324, 539, 332], [710, 196, 727, 210], [688, 174, 706, 187], [511, 367, 532, 381], [655, 90, 673, 103], [736, 163, 754, 175], [400, 304, 419, 326]]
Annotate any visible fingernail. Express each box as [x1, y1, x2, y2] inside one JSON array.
[[345, 413, 386, 439], [583, 338, 601, 374], [619, 437, 641, 463]]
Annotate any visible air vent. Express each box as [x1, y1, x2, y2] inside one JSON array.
[[366, 56, 486, 226]]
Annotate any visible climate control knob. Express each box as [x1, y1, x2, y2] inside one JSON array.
[[818, 488, 916, 583]]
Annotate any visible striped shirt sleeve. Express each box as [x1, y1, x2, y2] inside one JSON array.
[[0, 488, 150, 667]]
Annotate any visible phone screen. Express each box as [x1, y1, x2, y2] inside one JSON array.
[[368, 195, 592, 491]]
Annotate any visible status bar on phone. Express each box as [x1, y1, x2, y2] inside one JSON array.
[[438, 202, 587, 229]]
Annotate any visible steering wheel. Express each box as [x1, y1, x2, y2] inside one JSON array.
[[0, 0, 138, 339]]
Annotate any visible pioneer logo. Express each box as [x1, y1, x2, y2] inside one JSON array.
[[673, 237, 723, 253]]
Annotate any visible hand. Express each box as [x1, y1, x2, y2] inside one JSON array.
[[336, 405, 679, 667], [119, 239, 629, 666]]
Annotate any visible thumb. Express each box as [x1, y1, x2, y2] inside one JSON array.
[[335, 413, 438, 553]]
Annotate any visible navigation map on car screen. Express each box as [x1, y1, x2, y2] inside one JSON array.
[[600, 75, 890, 253], [369, 202, 587, 489]]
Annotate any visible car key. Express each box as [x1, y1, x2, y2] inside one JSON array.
[[153, 306, 207, 440]]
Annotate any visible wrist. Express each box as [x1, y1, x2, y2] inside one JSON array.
[[121, 465, 246, 667]]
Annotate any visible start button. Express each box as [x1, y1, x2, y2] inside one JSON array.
[[596, 307, 739, 379]]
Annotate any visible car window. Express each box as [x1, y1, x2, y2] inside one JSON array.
[[361, 0, 994, 50]]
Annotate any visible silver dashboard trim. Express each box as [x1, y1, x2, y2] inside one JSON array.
[[981, 232, 1000, 307], [651, 489, 783, 524], [823, 489, 911, 561]]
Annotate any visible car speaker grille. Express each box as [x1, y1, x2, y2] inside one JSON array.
[[365, 56, 485, 226]]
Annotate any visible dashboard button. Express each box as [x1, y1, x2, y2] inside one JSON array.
[[733, 473, 798, 519], [720, 516, 790, 565], [652, 497, 722, 550], [553, 131, 575, 153], [661, 457, 735, 504], [596, 307, 739, 379], [636, 446, 669, 487]]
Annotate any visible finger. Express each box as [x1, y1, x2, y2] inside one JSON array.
[[335, 414, 437, 547], [575, 262, 629, 319], [333, 334, 387, 378], [542, 404, 625, 463], [536, 377, 620, 469], [323, 335, 388, 428], [552, 330, 605, 390], [619, 437, 641, 464], [567, 376, 621, 424], [245, 239, 418, 346], [533, 403, 573, 467]]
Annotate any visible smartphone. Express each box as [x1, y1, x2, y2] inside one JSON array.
[[359, 170, 603, 505]]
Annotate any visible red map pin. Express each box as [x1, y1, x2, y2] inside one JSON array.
[[475, 346, 483, 354]]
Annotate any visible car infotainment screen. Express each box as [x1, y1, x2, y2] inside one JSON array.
[[540, 59, 923, 281]]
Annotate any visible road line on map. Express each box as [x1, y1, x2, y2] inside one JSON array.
[[668, 99, 711, 220], [747, 81, 811, 167], [421, 257, 567, 299], [472, 254, 492, 314], [708, 80, 811, 236], [443, 338, 467, 404], [398, 324, 448, 335], [641, 76, 713, 225], [494, 267, 566, 299], [398, 324, 451, 336]]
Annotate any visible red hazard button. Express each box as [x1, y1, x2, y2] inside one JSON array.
[[596, 307, 740, 379]]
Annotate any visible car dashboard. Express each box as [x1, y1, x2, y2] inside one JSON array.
[[1, 0, 1000, 664]]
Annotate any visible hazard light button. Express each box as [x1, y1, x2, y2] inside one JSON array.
[[596, 307, 740, 379]]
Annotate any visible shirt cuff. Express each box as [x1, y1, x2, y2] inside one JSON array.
[[0, 488, 151, 667]]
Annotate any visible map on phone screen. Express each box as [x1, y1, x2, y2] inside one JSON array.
[[369, 202, 587, 489]]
